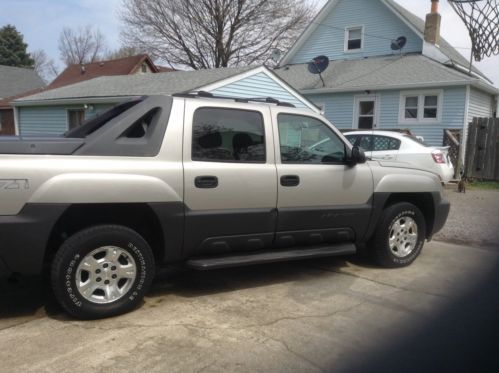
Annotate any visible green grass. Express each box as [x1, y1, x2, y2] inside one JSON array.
[[467, 181, 499, 190]]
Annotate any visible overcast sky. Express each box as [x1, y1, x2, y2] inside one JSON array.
[[0, 0, 497, 85]]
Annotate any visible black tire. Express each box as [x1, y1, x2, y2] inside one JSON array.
[[370, 202, 426, 268], [51, 225, 155, 319]]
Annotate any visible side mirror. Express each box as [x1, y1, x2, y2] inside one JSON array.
[[348, 146, 366, 166]]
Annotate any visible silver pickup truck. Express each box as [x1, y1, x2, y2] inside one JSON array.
[[0, 94, 449, 319]]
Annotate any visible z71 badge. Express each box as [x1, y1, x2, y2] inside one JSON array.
[[0, 179, 30, 190]]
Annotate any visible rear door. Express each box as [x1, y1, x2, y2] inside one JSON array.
[[272, 110, 373, 248], [183, 100, 278, 257]]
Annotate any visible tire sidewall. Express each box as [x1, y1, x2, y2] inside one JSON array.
[[374, 203, 426, 268], [386, 208, 425, 266], [53, 226, 154, 319]]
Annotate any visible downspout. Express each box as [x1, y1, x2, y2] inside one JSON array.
[[457, 84, 471, 178], [13, 106, 20, 136], [495, 95, 499, 118]]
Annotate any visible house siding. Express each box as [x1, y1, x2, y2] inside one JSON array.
[[212, 72, 308, 109], [19, 104, 115, 136], [468, 87, 493, 123], [306, 86, 467, 146], [290, 0, 422, 64]]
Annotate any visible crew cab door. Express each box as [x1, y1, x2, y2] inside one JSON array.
[[272, 110, 373, 247], [183, 100, 277, 256]]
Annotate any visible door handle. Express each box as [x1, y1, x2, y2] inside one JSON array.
[[195, 176, 218, 189], [280, 175, 300, 187]]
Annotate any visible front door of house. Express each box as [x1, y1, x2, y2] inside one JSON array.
[[354, 96, 378, 129]]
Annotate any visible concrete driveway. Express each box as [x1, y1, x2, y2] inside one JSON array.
[[1, 240, 498, 372]]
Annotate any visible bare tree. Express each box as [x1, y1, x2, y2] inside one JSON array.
[[106, 46, 144, 60], [120, 0, 315, 69], [58, 25, 107, 66], [31, 49, 59, 83]]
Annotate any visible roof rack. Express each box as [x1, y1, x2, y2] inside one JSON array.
[[172, 91, 296, 108]]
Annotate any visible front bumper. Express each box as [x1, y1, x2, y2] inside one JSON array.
[[430, 192, 451, 238]]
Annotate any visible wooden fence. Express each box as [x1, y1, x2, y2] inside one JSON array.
[[464, 118, 499, 180]]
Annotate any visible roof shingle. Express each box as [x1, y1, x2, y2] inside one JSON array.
[[48, 54, 161, 89], [16, 66, 256, 102], [275, 54, 490, 92], [0, 65, 45, 99]]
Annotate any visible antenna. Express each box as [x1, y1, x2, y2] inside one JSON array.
[[307, 55, 329, 87], [390, 36, 407, 54]]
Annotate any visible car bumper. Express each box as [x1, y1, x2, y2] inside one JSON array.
[[429, 192, 451, 238], [0, 204, 68, 276], [436, 164, 455, 183]]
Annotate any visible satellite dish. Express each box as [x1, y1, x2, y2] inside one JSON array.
[[391, 36, 407, 51], [308, 55, 330, 74], [271, 49, 282, 63]]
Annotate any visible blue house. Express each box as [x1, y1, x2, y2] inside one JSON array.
[[13, 66, 318, 136], [274, 0, 499, 146]]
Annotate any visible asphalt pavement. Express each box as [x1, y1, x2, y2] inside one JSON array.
[[1, 241, 498, 373]]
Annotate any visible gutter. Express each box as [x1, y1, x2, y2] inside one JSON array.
[[13, 96, 134, 107], [299, 80, 474, 94]]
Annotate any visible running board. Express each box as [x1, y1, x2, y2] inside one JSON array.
[[186, 243, 356, 270]]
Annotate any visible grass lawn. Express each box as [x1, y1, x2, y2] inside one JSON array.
[[468, 181, 499, 190]]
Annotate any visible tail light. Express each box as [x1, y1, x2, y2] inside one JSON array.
[[431, 151, 445, 164]]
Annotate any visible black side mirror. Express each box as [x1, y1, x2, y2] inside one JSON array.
[[348, 146, 366, 166]]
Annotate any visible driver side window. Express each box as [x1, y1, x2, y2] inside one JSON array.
[[277, 114, 346, 164]]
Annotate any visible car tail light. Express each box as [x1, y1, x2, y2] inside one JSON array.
[[431, 151, 445, 164]]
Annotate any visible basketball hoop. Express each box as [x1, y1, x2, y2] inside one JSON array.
[[448, 0, 499, 63]]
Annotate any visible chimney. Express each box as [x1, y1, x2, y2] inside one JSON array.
[[424, 0, 441, 45]]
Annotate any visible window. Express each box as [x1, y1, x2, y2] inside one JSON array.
[[345, 26, 363, 52], [67, 109, 85, 130], [141, 63, 148, 73], [423, 95, 438, 119], [192, 108, 265, 163], [400, 91, 442, 123], [278, 114, 346, 164], [404, 97, 418, 119], [373, 136, 401, 151]]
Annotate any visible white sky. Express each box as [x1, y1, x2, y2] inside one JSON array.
[[0, 0, 497, 85]]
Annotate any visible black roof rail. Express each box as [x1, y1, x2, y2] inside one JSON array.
[[172, 91, 296, 108]]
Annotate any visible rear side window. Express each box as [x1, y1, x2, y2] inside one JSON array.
[[373, 136, 401, 151], [192, 108, 266, 163]]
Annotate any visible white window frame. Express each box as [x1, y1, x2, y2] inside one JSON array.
[[398, 90, 443, 124], [353, 94, 380, 129], [344, 26, 364, 53]]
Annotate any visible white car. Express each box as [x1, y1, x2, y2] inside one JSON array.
[[342, 131, 455, 183]]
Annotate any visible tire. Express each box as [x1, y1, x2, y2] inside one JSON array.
[[370, 202, 426, 268], [51, 225, 155, 319]]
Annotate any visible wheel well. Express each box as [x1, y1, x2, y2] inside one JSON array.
[[44, 204, 165, 267], [383, 193, 435, 238]]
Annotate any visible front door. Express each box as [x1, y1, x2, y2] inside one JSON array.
[[183, 101, 278, 256], [272, 110, 374, 248], [354, 96, 378, 129]]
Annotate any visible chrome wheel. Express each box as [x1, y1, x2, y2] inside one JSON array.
[[388, 216, 418, 258], [76, 246, 137, 304]]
